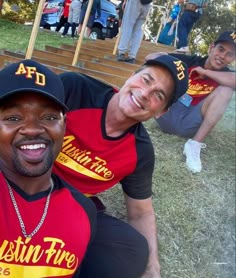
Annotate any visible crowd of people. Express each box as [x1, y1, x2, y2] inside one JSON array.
[[116, 0, 210, 62], [48, 0, 208, 52], [55, 0, 100, 39]]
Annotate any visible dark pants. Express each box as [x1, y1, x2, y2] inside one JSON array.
[[79, 212, 149, 278], [177, 10, 201, 48], [62, 22, 78, 37], [79, 9, 95, 28], [55, 15, 68, 32]]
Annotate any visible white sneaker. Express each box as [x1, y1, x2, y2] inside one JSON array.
[[183, 139, 206, 173], [175, 46, 190, 53]]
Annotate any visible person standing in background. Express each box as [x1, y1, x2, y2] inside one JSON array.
[[77, 0, 101, 38], [158, 0, 184, 46], [176, 0, 208, 52], [61, 0, 82, 38], [55, 0, 72, 33], [116, 0, 152, 64]]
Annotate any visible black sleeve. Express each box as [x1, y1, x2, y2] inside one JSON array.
[[59, 72, 114, 111], [120, 125, 155, 200]]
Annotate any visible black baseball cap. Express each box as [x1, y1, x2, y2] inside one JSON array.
[[144, 55, 189, 105], [214, 30, 236, 48], [0, 59, 68, 111]]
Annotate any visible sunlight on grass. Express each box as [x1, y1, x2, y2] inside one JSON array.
[[101, 96, 235, 278], [0, 19, 75, 52]]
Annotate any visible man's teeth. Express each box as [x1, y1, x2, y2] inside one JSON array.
[[20, 144, 46, 150], [131, 95, 142, 108]]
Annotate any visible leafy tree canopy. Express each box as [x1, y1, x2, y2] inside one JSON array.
[[1, 0, 235, 56], [1, 0, 39, 21], [149, 0, 235, 55]]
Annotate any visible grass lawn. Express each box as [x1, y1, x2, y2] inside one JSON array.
[[0, 18, 235, 278], [0, 19, 75, 52], [101, 95, 235, 278]]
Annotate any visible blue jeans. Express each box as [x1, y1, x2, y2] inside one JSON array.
[[177, 10, 201, 48]]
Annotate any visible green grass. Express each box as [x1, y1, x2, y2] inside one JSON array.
[[0, 18, 75, 52], [101, 95, 236, 278], [1, 18, 235, 278]]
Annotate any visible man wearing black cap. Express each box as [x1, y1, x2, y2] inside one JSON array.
[[54, 55, 189, 278], [147, 30, 236, 173], [0, 60, 96, 277]]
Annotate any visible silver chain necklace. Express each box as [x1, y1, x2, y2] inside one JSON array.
[[7, 179, 54, 238]]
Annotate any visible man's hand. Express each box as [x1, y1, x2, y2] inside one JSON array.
[[189, 66, 207, 79], [141, 263, 161, 278], [125, 195, 161, 278]]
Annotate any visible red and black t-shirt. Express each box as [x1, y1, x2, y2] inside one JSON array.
[[63, 0, 72, 17], [0, 173, 96, 277], [53, 72, 154, 199], [171, 54, 231, 105]]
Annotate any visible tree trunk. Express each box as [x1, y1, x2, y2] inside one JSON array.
[[0, 0, 4, 17]]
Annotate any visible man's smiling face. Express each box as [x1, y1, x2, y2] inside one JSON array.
[[206, 41, 236, 70], [117, 65, 175, 122], [0, 92, 66, 178]]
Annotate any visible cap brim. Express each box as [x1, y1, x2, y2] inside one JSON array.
[[0, 88, 68, 111], [144, 59, 178, 97]]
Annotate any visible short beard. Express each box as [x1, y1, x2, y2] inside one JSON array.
[[13, 152, 54, 178]]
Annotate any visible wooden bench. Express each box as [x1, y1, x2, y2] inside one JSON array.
[[43, 46, 135, 77], [0, 52, 125, 89], [45, 45, 139, 70]]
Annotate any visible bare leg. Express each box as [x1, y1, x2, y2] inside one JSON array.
[[193, 86, 234, 142], [77, 24, 82, 34], [86, 27, 92, 38]]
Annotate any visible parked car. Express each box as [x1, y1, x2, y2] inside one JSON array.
[[40, 0, 119, 40], [40, 0, 64, 29], [90, 0, 119, 40]]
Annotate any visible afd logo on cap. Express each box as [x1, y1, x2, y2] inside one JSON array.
[[230, 31, 236, 42], [173, 60, 186, 81], [15, 63, 46, 86]]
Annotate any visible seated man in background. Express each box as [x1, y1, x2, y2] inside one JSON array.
[[54, 55, 189, 278], [147, 30, 236, 173], [0, 60, 96, 277]]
